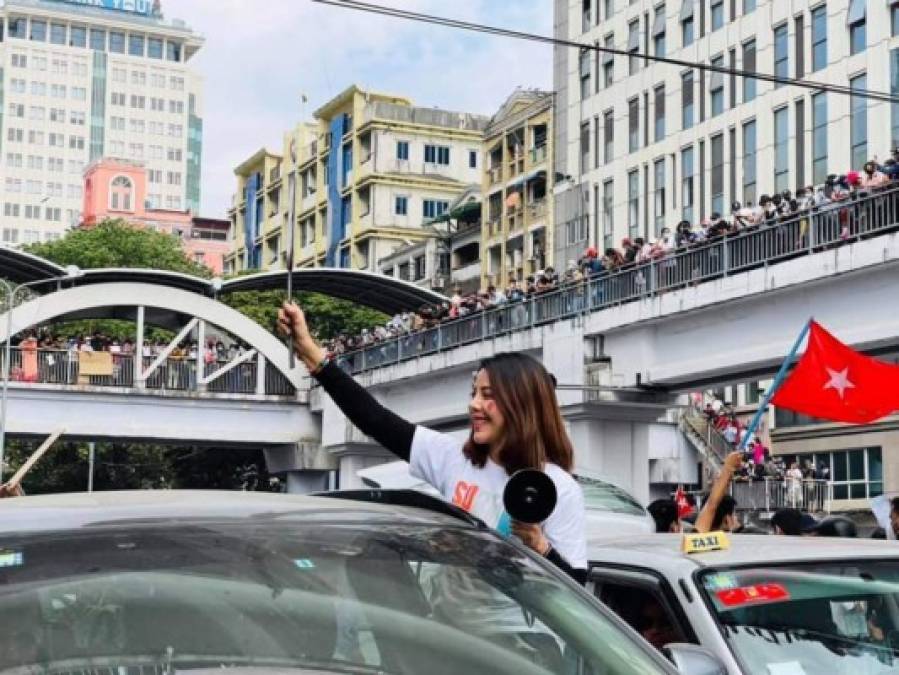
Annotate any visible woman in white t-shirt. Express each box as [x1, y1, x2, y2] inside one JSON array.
[[278, 301, 587, 583]]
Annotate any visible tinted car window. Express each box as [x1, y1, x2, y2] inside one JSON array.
[[576, 476, 646, 516], [700, 561, 899, 674], [0, 520, 666, 674]]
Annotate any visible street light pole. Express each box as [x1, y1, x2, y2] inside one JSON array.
[[0, 266, 82, 483]]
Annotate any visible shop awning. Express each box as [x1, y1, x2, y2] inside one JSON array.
[[449, 201, 481, 220]]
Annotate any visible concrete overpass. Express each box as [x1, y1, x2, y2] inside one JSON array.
[[321, 187, 899, 500]]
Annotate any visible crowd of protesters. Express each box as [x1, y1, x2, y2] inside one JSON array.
[[326, 153, 899, 360], [7, 329, 254, 388], [700, 397, 832, 483]]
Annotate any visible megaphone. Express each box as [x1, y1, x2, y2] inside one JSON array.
[[503, 469, 557, 524]]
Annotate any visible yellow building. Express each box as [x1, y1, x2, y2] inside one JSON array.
[[225, 85, 488, 275], [481, 89, 554, 287]]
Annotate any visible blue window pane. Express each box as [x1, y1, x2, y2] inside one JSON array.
[[711, 2, 724, 30], [30, 20, 46, 41], [166, 41, 181, 62], [109, 31, 125, 53], [70, 26, 87, 48], [682, 18, 694, 46], [148, 38, 163, 59], [8, 18, 26, 39], [397, 141, 409, 160], [851, 74, 868, 168], [811, 7, 827, 71], [850, 22, 866, 55], [89, 28, 106, 50], [128, 34, 145, 56], [774, 25, 788, 87], [50, 23, 66, 45]]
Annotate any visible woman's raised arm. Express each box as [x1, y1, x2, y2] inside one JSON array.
[[278, 302, 415, 461]]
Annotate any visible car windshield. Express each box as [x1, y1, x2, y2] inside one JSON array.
[[575, 476, 645, 516], [700, 560, 899, 675], [0, 517, 665, 675]]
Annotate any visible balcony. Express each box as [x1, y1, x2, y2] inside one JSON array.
[[486, 216, 502, 238], [506, 207, 524, 233], [530, 144, 548, 165], [508, 154, 525, 177], [528, 199, 548, 224], [487, 166, 503, 187]]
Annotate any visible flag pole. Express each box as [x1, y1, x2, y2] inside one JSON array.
[[739, 319, 812, 450]]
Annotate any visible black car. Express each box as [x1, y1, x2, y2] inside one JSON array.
[[0, 489, 682, 674]]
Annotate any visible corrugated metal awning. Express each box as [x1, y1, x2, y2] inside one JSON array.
[[848, 0, 866, 24], [653, 10, 667, 36], [627, 25, 640, 51]]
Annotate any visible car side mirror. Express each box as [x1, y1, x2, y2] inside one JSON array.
[[663, 643, 727, 675]]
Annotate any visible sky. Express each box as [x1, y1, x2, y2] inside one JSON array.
[[166, 0, 553, 219]]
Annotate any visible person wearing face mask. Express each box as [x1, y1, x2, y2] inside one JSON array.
[[278, 301, 587, 583], [860, 160, 889, 190]]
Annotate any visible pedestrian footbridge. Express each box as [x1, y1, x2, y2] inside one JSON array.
[[317, 186, 899, 500], [0, 263, 445, 484]]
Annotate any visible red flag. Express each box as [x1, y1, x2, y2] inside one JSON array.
[[674, 487, 693, 519], [771, 321, 899, 424]]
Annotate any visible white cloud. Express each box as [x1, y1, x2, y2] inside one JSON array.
[[167, 0, 552, 217]]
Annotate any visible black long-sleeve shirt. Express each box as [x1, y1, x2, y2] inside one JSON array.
[[314, 361, 587, 584]]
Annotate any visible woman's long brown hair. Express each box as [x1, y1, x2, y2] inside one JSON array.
[[462, 352, 574, 474]]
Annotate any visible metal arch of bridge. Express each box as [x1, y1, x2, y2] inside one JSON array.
[[220, 269, 447, 314], [0, 246, 65, 284], [0, 281, 307, 391], [7, 260, 448, 315]]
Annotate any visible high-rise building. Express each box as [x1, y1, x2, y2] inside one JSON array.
[[554, 0, 897, 258], [225, 85, 487, 275], [0, 0, 203, 247]]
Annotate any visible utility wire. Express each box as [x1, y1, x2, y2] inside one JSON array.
[[311, 0, 899, 105]]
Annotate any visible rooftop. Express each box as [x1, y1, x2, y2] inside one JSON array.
[[0, 490, 468, 534], [313, 84, 410, 120], [587, 533, 899, 572], [4, 0, 203, 41]]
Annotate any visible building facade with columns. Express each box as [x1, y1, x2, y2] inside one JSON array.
[[225, 86, 488, 277]]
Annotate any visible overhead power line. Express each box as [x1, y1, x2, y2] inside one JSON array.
[[311, 0, 899, 105]]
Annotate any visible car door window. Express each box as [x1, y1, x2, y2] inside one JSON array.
[[596, 580, 688, 652]]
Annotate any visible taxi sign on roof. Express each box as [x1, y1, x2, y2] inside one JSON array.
[[682, 530, 730, 554]]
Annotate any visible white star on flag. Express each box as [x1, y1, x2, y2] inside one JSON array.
[[824, 367, 855, 399]]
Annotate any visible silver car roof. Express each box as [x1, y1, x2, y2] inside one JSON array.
[[0, 490, 471, 533], [588, 533, 899, 576]]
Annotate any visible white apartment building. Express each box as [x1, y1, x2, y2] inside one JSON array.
[[555, 0, 899, 253], [0, 0, 203, 247]]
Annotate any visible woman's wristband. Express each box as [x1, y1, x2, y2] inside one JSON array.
[[309, 354, 331, 376]]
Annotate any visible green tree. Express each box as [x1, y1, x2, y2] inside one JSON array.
[[222, 288, 387, 342], [25, 219, 212, 278]]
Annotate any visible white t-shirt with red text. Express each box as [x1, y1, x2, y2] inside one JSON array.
[[409, 426, 587, 569]]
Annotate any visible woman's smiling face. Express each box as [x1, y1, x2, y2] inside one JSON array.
[[469, 369, 504, 447]]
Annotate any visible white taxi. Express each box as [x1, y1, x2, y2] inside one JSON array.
[[587, 533, 899, 675]]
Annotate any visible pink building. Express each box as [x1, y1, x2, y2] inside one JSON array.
[[82, 158, 230, 275]]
